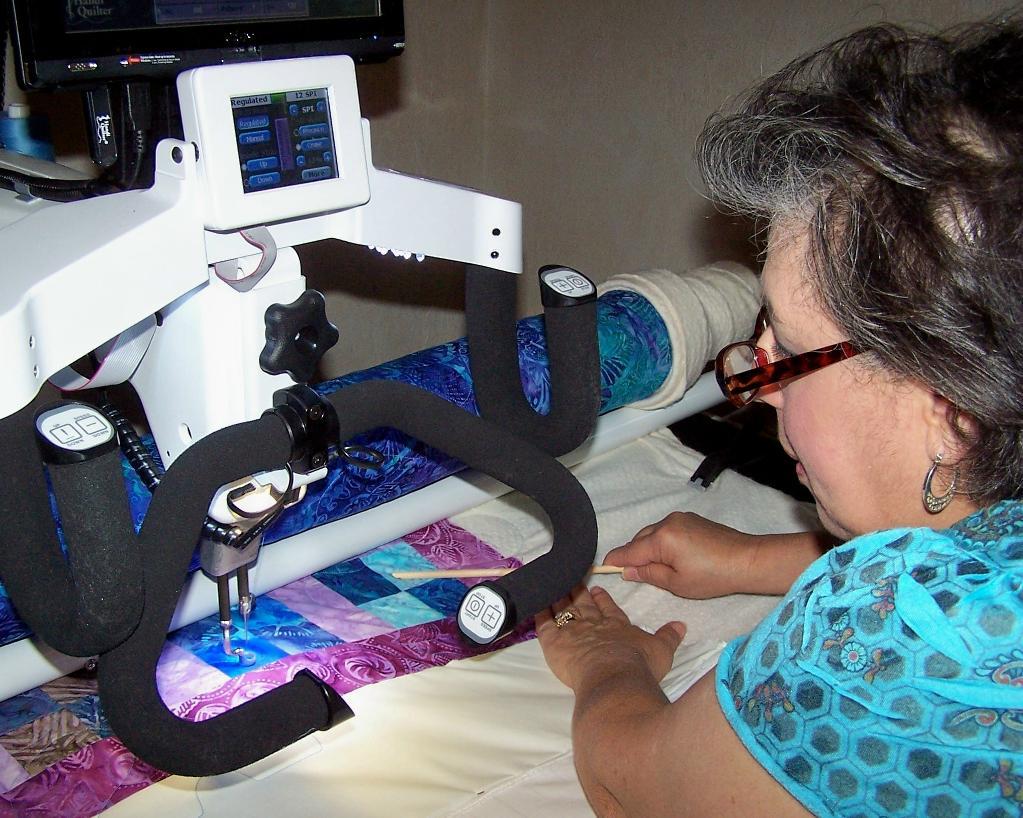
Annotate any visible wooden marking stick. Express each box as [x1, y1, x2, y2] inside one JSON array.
[[391, 565, 625, 580]]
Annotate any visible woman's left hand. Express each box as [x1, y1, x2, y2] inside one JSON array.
[[536, 585, 687, 691]]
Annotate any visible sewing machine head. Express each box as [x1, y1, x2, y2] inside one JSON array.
[[1, 53, 522, 467], [0, 7, 609, 774]]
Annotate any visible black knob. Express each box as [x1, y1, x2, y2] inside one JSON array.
[[260, 290, 339, 383]]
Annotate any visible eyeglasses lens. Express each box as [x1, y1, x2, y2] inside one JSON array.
[[722, 343, 761, 405]]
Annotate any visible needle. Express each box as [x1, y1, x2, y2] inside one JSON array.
[[237, 565, 252, 643], [391, 565, 625, 580]]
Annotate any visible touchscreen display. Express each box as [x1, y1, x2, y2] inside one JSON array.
[[230, 87, 339, 193]]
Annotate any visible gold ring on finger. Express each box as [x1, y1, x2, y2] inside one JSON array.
[[554, 608, 579, 629]]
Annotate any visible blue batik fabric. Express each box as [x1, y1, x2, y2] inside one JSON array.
[[717, 500, 1023, 818]]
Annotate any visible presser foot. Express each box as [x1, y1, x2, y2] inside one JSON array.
[[217, 573, 257, 666]]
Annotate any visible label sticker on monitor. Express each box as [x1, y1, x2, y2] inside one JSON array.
[[232, 88, 339, 194]]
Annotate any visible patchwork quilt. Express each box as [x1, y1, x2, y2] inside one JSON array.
[[0, 519, 532, 817]]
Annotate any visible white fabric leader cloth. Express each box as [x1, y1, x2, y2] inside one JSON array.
[[599, 262, 761, 409]]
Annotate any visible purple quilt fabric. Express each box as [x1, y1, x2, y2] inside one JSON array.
[[0, 519, 534, 817]]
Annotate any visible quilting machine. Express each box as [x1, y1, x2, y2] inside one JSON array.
[[0, 50, 603, 772], [0, 53, 726, 777]]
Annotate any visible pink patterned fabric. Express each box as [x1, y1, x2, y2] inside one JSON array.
[[0, 739, 167, 816], [268, 576, 395, 640], [405, 519, 521, 569], [172, 616, 531, 721]]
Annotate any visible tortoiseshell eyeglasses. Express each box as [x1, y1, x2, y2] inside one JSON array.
[[715, 308, 862, 407]]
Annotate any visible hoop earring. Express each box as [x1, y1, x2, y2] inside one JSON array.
[[922, 453, 958, 514]]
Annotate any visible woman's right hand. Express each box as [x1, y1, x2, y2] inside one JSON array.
[[604, 512, 831, 599], [603, 512, 757, 599]]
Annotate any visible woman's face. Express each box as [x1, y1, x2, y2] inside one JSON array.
[[756, 227, 967, 539]]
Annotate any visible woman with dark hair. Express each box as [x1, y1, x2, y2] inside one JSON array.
[[538, 18, 1023, 818]]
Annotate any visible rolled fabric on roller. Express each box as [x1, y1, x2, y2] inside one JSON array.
[[275, 264, 759, 540], [598, 261, 761, 409]]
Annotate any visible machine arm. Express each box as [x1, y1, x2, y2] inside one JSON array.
[[0, 140, 208, 423]]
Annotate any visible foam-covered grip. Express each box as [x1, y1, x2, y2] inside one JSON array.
[[465, 264, 600, 456], [325, 381, 597, 622], [0, 397, 141, 656], [97, 413, 346, 776]]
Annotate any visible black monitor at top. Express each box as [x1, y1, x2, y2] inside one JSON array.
[[9, 0, 405, 90]]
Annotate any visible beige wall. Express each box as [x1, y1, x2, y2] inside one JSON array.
[[3, 0, 1007, 374], [480, 0, 1005, 286]]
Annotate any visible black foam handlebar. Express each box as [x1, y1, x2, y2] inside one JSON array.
[[323, 380, 598, 639], [0, 397, 142, 656], [97, 414, 352, 777], [97, 382, 595, 774], [465, 264, 601, 456]]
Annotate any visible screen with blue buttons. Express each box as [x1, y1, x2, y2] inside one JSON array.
[[230, 87, 339, 194]]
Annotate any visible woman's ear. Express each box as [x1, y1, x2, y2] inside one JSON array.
[[921, 388, 973, 464]]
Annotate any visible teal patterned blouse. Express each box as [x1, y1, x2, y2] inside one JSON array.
[[718, 500, 1023, 818]]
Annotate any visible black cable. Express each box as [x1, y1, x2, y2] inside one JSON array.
[[120, 128, 147, 190], [97, 396, 161, 492], [118, 81, 151, 190], [0, 79, 154, 200], [95, 392, 244, 547], [225, 466, 293, 521], [1, 52, 168, 200], [1, 8, 121, 199], [0, 166, 119, 200]]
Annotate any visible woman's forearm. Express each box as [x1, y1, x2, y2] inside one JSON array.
[[736, 530, 835, 595], [570, 650, 671, 815]]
